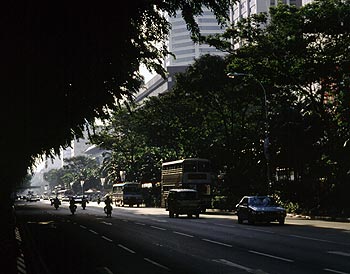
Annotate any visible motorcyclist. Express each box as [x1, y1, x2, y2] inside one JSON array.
[[81, 195, 87, 209], [53, 196, 60, 209], [69, 197, 77, 214], [104, 195, 113, 217]]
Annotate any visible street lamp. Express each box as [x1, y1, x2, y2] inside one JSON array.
[[100, 177, 105, 188], [227, 72, 272, 191], [80, 180, 85, 196]]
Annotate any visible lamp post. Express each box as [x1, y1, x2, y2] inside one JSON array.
[[227, 72, 272, 192], [80, 180, 85, 196], [100, 177, 105, 188]]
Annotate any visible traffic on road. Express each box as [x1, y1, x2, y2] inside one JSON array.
[[15, 199, 350, 274]]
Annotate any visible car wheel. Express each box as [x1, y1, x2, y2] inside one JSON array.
[[279, 218, 285, 225]]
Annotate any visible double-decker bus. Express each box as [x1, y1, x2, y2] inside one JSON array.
[[112, 182, 143, 207], [161, 158, 214, 212]]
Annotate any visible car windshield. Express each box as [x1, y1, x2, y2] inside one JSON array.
[[249, 197, 276, 207]]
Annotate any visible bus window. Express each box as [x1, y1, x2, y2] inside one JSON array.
[[184, 162, 197, 172], [198, 161, 210, 172]]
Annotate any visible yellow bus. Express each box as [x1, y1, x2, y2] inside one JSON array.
[[112, 182, 143, 207], [161, 158, 214, 212]]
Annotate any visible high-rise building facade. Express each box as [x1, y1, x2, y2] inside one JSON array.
[[165, 7, 227, 67], [230, 0, 302, 24]]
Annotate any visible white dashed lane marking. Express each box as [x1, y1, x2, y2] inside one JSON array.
[[101, 236, 113, 242], [202, 239, 232, 248], [118, 244, 136, 254], [144, 258, 170, 271], [89, 229, 98, 235], [324, 268, 350, 274], [150, 226, 166, 231], [327, 251, 350, 257], [249, 250, 294, 263], [173, 231, 194, 238]]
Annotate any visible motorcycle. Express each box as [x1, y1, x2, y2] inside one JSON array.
[[104, 204, 112, 217], [53, 200, 61, 210], [81, 200, 87, 210], [69, 204, 77, 215]]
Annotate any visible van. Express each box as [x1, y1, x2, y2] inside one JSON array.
[[166, 189, 201, 218]]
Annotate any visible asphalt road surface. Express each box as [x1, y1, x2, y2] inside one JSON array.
[[15, 200, 350, 274]]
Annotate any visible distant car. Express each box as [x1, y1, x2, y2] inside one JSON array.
[[236, 196, 286, 225], [71, 195, 83, 203], [166, 189, 201, 218], [27, 195, 40, 202]]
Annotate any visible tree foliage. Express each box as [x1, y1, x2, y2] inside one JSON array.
[[1, 0, 232, 196], [211, 0, 350, 213], [92, 0, 350, 215], [43, 156, 100, 194]]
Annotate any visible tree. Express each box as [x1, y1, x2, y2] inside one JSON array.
[[1, 0, 232, 192], [43, 156, 100, 194], [207, 0, 350, 214]]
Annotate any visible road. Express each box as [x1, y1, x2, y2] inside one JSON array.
[[15, 200, 350, 274]]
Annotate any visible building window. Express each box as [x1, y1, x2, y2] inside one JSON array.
[[173, 49, 196, 55], [172, 41, 195, 49], [172, 35, 191, 42], [172, 28, 189, 34]]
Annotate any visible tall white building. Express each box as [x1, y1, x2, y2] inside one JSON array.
[[165, 8, 227, 66], [136, 8, 228, 102], [230, 0, 302, 24]]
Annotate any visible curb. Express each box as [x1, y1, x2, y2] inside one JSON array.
[[15, 226, 27, 274]]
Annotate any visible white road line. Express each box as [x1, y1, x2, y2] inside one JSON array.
[[135, 222, 146, 226], [151, 218, 168, 223], [202, 239, 232, 248], [80, 225, 87, 229], [89, 229, 98, 235], [173, 231, 194, 238], [245, 227, 275, 234], [328, 251, 350, 257], [249, 250, 294, 263], [100, 221, 113, 226], [144, 258, 170, 271], [324, 268, 350, 274], [101, 236, 113, 243], [215, 223, 236, 228], [118, 244, 136, 254], [150, 226, 166, 231], [97, 267, 114, 274], [212, 259, 254, 273], [288, 234, 336, 244]]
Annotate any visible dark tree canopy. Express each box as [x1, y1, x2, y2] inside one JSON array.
[[1, 1, 231, 196]]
